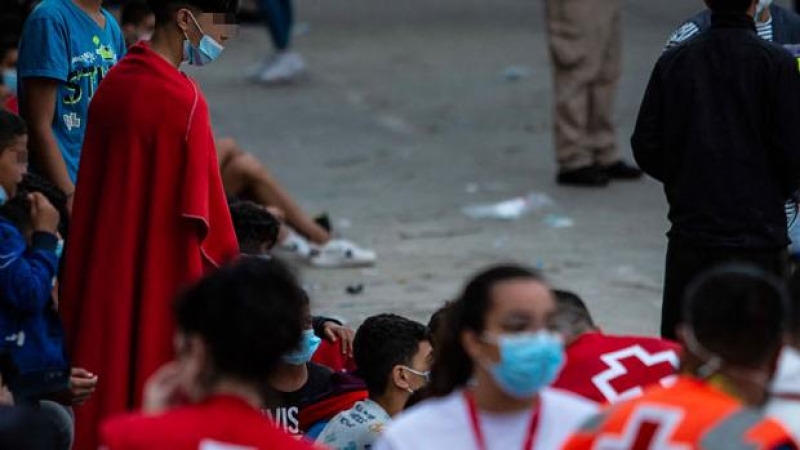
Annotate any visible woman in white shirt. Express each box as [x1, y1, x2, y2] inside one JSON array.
[[374, 265, 598, 450]]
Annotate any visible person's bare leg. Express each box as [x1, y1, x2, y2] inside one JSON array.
[[217, 138, 331, 245]]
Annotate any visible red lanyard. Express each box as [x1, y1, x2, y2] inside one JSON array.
[[464, 391, 540, 450]]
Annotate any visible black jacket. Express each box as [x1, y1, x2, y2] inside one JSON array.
[[632, 12, 800, 250]]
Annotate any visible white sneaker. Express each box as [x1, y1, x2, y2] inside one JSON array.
[[274, 229, 313, 260], [308, 239, 376, 269], [245, 53, 276, 80], [255, 52, 306, 84]]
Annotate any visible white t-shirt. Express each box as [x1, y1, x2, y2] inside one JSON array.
[[317, 399, 392, 450], [767, 346, 800, 442], [373, 388, 598, 450]]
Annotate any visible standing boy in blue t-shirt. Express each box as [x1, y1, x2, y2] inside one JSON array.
[[17, 0, 125, 212]]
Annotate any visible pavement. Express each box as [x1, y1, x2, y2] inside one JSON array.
[[189, 0, 790, 335]]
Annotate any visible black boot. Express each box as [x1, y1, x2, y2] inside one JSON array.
[[557, 166, 610, 187]]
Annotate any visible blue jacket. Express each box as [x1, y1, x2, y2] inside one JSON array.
[[0, 217, 69, 401]]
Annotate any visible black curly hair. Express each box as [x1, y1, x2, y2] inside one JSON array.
[[354, 314, 429, 397], [0, 173, 68, 237], [229, 199, 280, 254], [173, 257, 305, 385]]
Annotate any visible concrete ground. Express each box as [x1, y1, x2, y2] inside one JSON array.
[[190, 0, 789, 335]]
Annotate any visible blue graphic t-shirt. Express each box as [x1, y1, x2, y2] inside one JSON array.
[[18, 0, 126, 183]]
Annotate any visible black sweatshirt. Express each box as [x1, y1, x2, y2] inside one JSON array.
[[633, 12, 800, 250]]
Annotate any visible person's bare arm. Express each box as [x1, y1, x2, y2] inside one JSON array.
[[20, 77, 75, 208]]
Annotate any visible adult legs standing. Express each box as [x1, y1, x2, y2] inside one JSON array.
[[588, 2, 622, 167], [545, 0, 640, 186], [258, 0, 293, 52], [546, 0, 597, 174], [250, 0, 305, 84]]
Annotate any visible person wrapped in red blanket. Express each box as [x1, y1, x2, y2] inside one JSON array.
[[59, 1, 240, 449]]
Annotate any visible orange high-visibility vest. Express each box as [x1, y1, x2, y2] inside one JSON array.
[[563, 376, 796, 450]]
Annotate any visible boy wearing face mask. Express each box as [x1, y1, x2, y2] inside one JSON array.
[[317, 314, 432, 450], [564, 265, 796, 450], [58, 1, 240, 449], [265, 293, 366, 438]]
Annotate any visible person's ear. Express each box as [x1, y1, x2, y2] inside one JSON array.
[[175, 8, 194, 38], [391, 365, 410, 392], [461, 329, 483, 361]]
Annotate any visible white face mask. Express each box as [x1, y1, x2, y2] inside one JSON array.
[[683, 327, 772, 389]]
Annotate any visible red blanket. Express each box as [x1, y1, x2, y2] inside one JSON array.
[[60, 42, 239, 450]]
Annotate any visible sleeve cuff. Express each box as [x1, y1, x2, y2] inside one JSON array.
[[313, 316, 342, 338], [31, 232, 58, 251]]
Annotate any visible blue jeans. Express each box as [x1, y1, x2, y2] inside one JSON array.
[[257, 0, 294, 51]]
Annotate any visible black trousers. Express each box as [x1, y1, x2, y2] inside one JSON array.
[[661, 241, 789, 339]]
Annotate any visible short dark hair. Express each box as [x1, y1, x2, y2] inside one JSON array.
[[0, 174, 69, 238], [229, 199, 280, 253], [553, 289, 595, 341], [121, 1, 153, 28], [354, 314, 429, 397], [147, 0, 239, 24], [705, 0, 754, 13], [0, 110, 25, 151], [173, 257, 305, 384], [683, 264, 788, 369]]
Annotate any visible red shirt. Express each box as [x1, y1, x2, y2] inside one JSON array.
[[101, 395, 316, 450], [552, 332, 680, 404]]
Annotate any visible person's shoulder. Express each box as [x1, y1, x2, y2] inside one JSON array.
[[541, 388, 600, 416], [101, 412, 176, 448], [309, 362, 335, 377], [385, 391, 463, 436], [317, 405, 374, 446], [602, 333, 681, 353], [25, 0, 68, 23], [752, 38, 798, 67]]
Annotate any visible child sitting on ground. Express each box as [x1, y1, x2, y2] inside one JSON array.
[[0, 111, 96, 450]]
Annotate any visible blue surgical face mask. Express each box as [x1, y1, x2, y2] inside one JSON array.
[[2, 69, 16, 95], [55, 239, 64, 260], [182, 12, 225, 66], [282, 328, 321, 366], [482, 331, 565, 400]]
